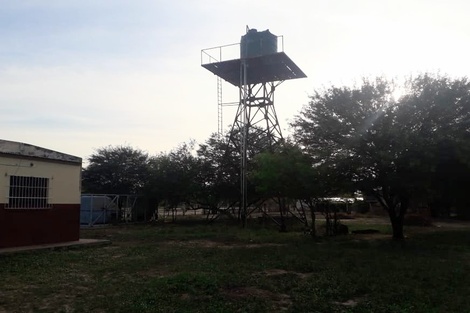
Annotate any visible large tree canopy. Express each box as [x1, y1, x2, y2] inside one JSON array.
[[399, 74, 470, 217], [292, 74, 470, 239], [82, 145, 150, 194]]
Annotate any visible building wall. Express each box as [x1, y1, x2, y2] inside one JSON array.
[[0, 203, 80, 248], [0, 155, 81, 248], [0, 156, 81, 204]]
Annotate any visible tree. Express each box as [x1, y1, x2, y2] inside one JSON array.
[[251, 144, 307, 231], [196, 127, 274, 224], [196, 133, 240, 217], [398, 74, 470, 218], [292, 78, 415, 239], [252, 144, 309, 232], [293, 74, 470, 239], [252, 142, 349, 235], [82, 145, 150, 194], [145, 141, 200, 220]]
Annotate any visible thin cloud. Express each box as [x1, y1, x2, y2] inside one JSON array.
[[0, 0, 469, 161]]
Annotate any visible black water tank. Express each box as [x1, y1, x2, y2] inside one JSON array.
[[240, 29, 277, 59]]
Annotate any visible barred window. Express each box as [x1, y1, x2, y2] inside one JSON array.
[[7, 176, 51, 209]]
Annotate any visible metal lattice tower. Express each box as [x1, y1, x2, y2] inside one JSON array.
[[201, 28, 306, 225], [230, 81, 284, 152]]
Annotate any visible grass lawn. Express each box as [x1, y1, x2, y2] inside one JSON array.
[[1, 219, 469, 313]]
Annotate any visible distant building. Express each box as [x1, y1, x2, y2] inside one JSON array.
[[0, 139, 82, 248]]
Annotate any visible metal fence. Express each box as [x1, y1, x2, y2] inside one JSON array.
[[80, 194, 145, 227]]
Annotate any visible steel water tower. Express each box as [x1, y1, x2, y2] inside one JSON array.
[[201, 27, 306, 224]]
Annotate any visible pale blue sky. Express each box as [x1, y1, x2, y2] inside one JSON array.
[[1, 0, 469, 162]]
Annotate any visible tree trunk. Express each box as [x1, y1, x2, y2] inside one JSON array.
[[387, 198, 408, 240], [374, 189, 409, 240], [390, 215, 405, 240], [278, 197, 287, 232], [309, 204, 316, 237]]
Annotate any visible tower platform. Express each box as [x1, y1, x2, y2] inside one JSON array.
[[202, 52, 306, 86]]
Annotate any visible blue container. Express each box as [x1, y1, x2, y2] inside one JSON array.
[[80, 195, 116, 225]]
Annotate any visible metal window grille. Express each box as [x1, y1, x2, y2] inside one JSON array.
[[7, 176, 51, 209]]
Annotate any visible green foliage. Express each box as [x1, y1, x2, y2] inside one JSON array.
[[196, 133, 240, 212], [81, 73, 470, 229], [82, 145, 150, 194], [292, 74, 470, 239], [251, 144, 312, 199], [292, 77, 409, 238], [400, 74, 470, 218], [146, 141, 200, 212]]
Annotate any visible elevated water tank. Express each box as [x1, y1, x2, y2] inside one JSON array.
[[240, 29, 277, 59]]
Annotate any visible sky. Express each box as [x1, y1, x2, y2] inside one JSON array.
[[1, 0, 469, 164]]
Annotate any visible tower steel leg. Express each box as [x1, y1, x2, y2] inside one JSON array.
[[230, 77, 284, 226]]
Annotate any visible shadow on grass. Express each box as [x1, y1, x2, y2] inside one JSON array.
[[2, 221, 470, 313]]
